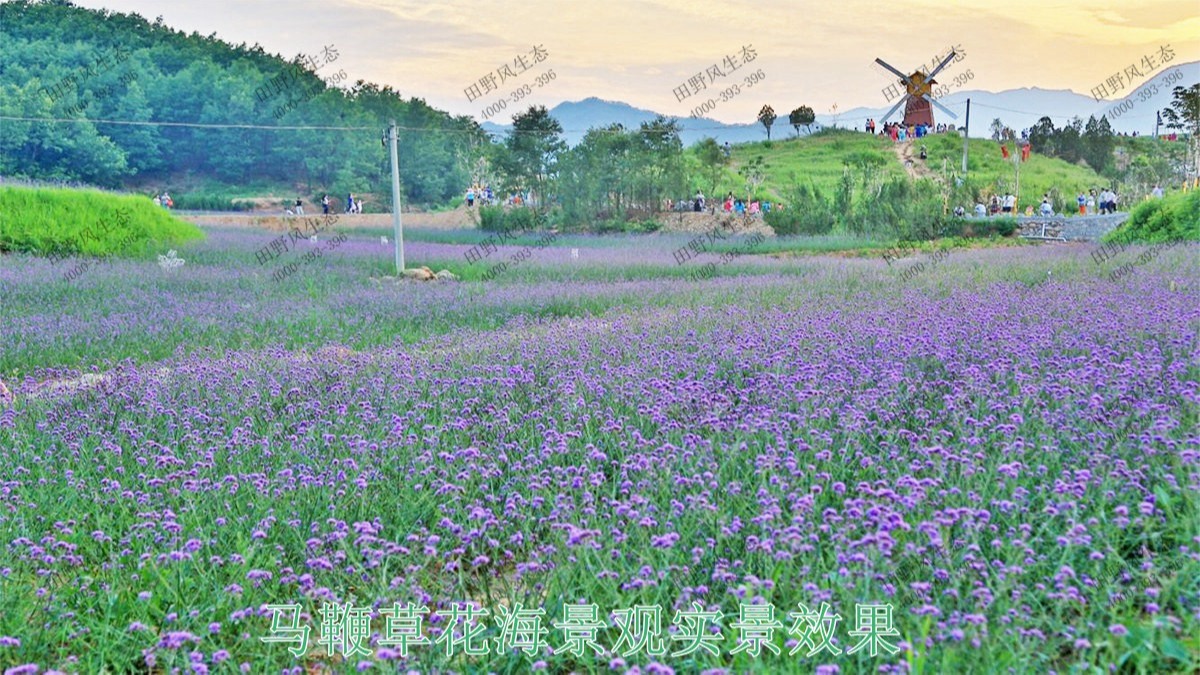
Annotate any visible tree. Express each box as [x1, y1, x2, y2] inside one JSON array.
[[695, 137, 729, 196], [989, 118, 1006, 141], [737, 155, 768, 198], [501, 105, 566, 210], [1057, 117, 1084, 165], [1082, 115, 1114, 174], [1160, 83, 1200, 135], [1027, 116, 1057, 155], [789, 106, 815, 136], [1160, 83, 1200, 181], [758, 104, 777, 140]]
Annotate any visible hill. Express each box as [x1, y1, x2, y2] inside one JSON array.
[[0, 0, 479, 206], [700, 129, 1114, 214]]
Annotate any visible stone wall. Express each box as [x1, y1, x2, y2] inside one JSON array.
[[1017, 213, 1129, 242]]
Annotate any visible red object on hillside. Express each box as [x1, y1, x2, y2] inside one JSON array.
[[1021, 144, 1031, 161], [1001, 145, 1010, 159]]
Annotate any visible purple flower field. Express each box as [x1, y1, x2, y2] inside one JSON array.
[[0, 230, 1197, 674]]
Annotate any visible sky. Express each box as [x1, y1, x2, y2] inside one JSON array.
[[75, 0, 1200, 124]]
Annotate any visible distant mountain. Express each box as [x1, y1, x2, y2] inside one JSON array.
[[482, 96, 798, 146], [485, 62, 1199, 146]]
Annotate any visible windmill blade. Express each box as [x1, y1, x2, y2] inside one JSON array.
[[879, 95, 909, 123], [874, 58, 913, 86], [922, 94, 958, 120], [926, 51, 957, 80]]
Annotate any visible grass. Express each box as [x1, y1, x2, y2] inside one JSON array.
[[1103, 190, 1200, 243], [0, 186, 205, 256], [711, 129, 1112, 212]]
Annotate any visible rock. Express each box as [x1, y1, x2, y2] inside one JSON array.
[[401, 267, 435, 281], [435, 270, 458, 281]]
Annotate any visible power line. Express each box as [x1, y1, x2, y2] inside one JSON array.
[[0, 115, 375, 131], [0, 114, 773, 136]]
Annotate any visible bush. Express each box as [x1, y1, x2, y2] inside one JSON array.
[[476, 205, 506, 232], [1104, 190, 1200, 243], [937, 216, 1018, 239], [0, 186, 205, 256], [171, 193, 254, 211], [503, 207, 541, 233], [765, 183, 836, 235], [624, 219, 661, 234]]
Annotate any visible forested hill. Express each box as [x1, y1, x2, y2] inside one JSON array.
[[0, 0, 480, 204]]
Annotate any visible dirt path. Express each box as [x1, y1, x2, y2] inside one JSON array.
[[893, 139, 940, 182]]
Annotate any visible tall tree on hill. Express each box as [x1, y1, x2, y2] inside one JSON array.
[[789, 106, 815, 136], [989, 118, 1006, 141], [1082, 115, 1115, 174], [1057, 117, 1084, 165], [1160, 83, 1200, 135], [758, 105, 777, 140], [696, 137, 729, 196], [1161, 83, 1200, 178], [501, 105, 566, 210], [1028, 117, 1057, 155]]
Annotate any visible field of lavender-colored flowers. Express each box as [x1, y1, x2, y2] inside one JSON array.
[[0, 227, 1197, 674]]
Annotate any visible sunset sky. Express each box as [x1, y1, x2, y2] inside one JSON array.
[[76, 0, 1200, 124]]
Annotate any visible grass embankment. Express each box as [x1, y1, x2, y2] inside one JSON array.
[[0, 186, 204, 256], [1104, 190, 1200, 243]]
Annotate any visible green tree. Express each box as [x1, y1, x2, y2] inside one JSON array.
[[989, 118, 1006, 141], [1027, 117, 1057, 156], [737, 155, 768, 199], [695, 137, 730, 196], [789, 105, 815, 136], [501, 105, 565, 211], [1160, 83, 1200, 135], [758, 104, 777, 140], [1082, 115, 1114, 174], [1161, 83, 1200, 180]]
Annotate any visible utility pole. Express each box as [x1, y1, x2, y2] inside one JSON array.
[[1154, 110, 1161, 139], [387, 119, 405, 274], [962, 98, 971, 175]]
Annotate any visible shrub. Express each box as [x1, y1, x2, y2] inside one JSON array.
[[0, 186, 205, 257], [476, 205, 506, 232], [765, 183, 836, 235], [503, 207, 541, 233], [171, 193, 254, 211]]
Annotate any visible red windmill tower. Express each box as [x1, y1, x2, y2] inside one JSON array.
[[874, 51, 959, 127]]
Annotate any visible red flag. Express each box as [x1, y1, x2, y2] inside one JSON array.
[[1001, 144, 1010, 159]]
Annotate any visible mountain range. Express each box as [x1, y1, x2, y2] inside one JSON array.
[[482, 61, 1199, 146]]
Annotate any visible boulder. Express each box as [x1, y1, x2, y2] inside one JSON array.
[[401, 267, 435, 281]]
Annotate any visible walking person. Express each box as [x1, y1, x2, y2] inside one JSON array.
[[321, 194, 330, 215], [1076, 192, 1086, 215], [347, 193, 355, 214], [294, 198, 304, 216]]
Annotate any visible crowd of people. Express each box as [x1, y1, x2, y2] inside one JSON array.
[[864, 118, 952, 142], [953, 186, 1133, 219], [664, 191, 785, 215], [152, 191, 172, 209], [464, 184, 537, 208]]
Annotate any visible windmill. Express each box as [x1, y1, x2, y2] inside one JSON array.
[[875, 51, 958, 127]]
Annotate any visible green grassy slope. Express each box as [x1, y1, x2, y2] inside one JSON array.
[[708, 129, 1113, 212], [0, 186, 205, 256]]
